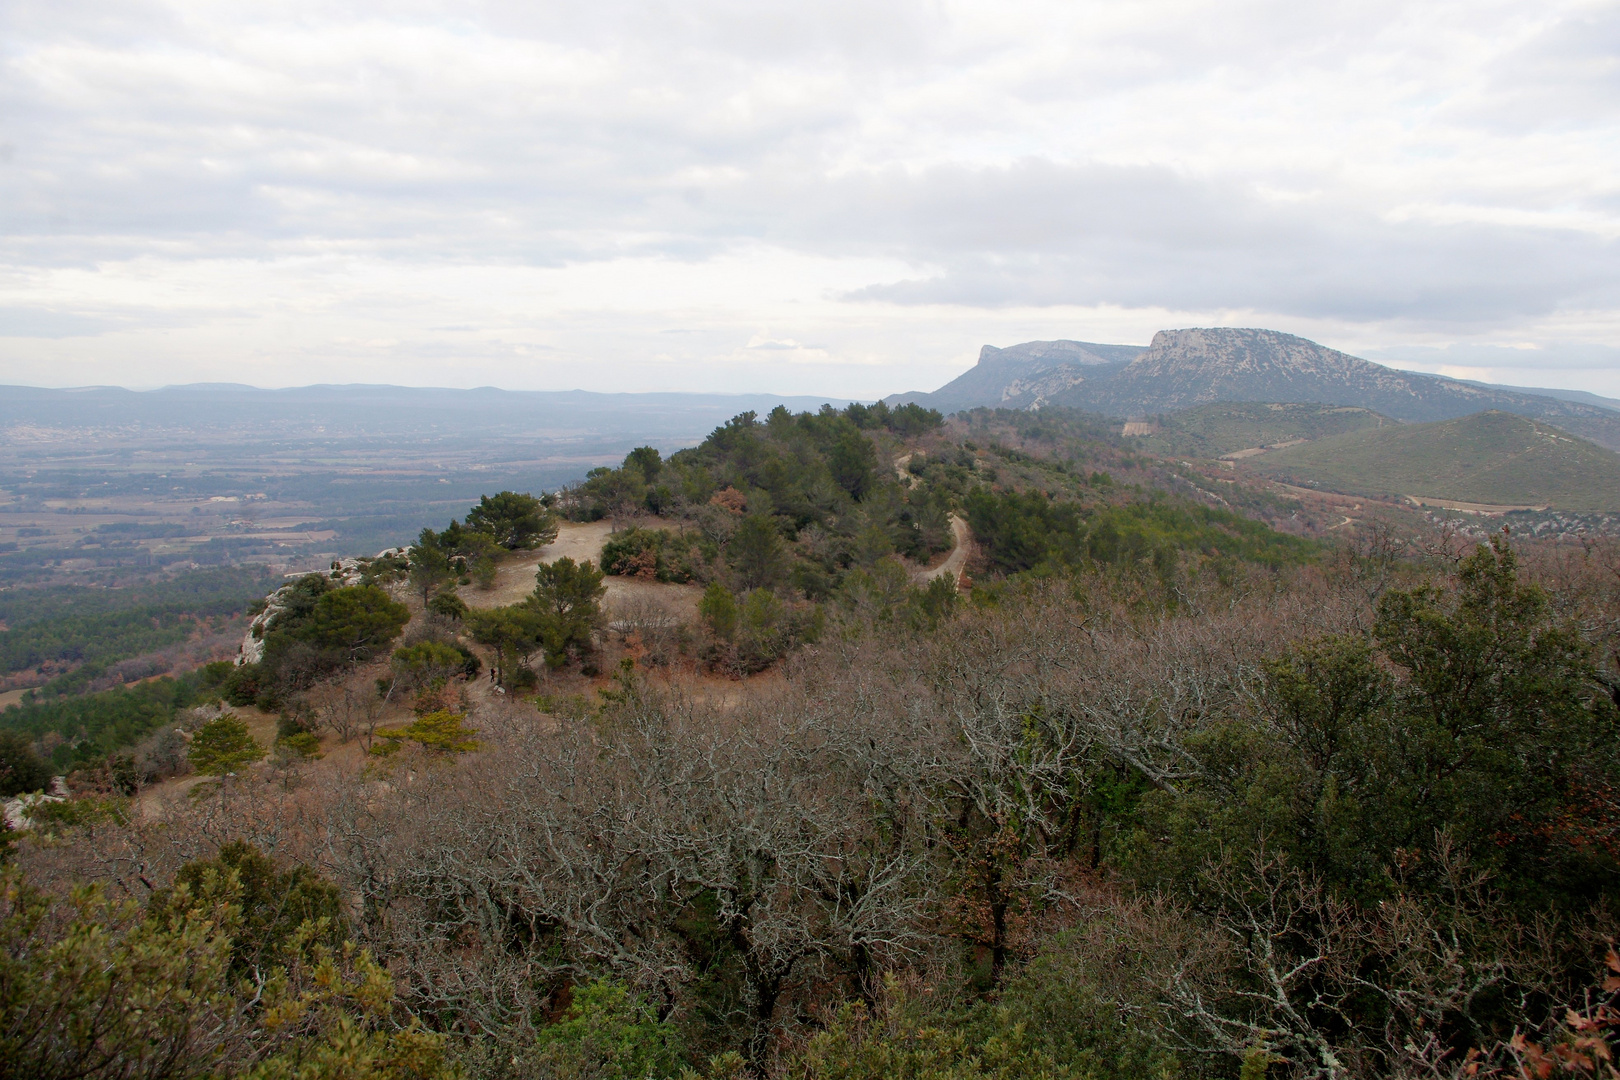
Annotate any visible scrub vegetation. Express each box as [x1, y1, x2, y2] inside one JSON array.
[[1252, 411, 1620, 510], [3, 405, 1620, 1080]]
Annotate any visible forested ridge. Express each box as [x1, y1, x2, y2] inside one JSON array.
[[2, 404, 1619, 1080], [0, 566, 272, 692]]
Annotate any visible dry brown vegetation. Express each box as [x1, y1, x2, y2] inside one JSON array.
[[11, 530, 1620, 1079]]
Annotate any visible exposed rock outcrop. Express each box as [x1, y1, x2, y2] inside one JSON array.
[[3, 776, 69, 830], [886, 339, 1144, 413], [887, 328, 1620, 450], [237, 548, 410, 665]]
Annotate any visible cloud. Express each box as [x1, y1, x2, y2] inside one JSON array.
[[1464, 6, 1620, 134], [0, 0, 1616, 394], [0, 305, 113, 337], [805, 161, 1618, 323]]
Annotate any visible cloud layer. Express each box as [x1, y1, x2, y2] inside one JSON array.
[[1, 0, 1617, 395]]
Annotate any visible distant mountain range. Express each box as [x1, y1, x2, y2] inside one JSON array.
[[1453, 380, 1620, 413], [888, 328, 1620, 450]]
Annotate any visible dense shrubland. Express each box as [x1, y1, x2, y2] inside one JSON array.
[[222, 573, 411, 711], [964, 488, 1314, 577], [5, 525, 1618, 1080], [0, 663, 237, 778], [5, 407, 1620, 1079], [563, 404, 955, 586], [0, 566, 273, 697]]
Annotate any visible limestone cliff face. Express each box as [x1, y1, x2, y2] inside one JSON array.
[[1069, 330, 1620, 442], [886, 327, 1620, 450], [1077, 328, 1498, 420], [885, 339, 1143, 413], [235, 547, 410, 665]]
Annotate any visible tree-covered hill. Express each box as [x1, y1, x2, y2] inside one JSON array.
[[0, 566, 274, 696], [6, 398, 1620, 1080], [563, 402, 958, 592], [1252, 410, 1620, 510], [567, 401, 1317, 601], [0, 399, 1335, 777], [1127, 401, 1394, 459]]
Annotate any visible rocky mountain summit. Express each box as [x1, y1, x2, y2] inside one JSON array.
[[1068, 328, 1524, 420], [888, 339, 1145, 413], [890, 327, 1620, 449]]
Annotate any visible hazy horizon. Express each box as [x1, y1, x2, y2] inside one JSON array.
[[1, 352, 1616, 411]]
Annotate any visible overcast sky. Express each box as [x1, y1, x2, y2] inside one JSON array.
[[2, 0, 1617, 397]]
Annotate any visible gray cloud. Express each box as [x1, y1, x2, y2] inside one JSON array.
[[1465, 7, 1620, 134], [0, 0, 1616, 392], [1370, 342, 1620, 376], [812, 161, 1618, 323], [0, 306, 113, 337]]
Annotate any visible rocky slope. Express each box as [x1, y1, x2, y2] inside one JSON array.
[[887, 339, 1144, 413], [1062, 328, 1613, 426], [891, 328, 1620, 450]]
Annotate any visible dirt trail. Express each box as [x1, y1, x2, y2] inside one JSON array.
[[464, 521, 702, 621], [893, 453, 917, 488], [468, 522, 613, 608], [1403, 495, 1547, 514], [915, 514, 971, 585], [467, 509, 975, 613], [132, 704, 290, 820], [889, 453, 970, 586]]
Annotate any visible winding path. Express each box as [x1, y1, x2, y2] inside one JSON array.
[[892, 455, 970, 586], [915, 514, 971, 585]]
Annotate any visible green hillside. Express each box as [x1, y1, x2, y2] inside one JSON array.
[[1250, 410, 1620, 510], [1131, 401, 1392, 458]]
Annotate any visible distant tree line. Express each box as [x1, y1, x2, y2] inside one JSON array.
[[0, 566, 274, 690]]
